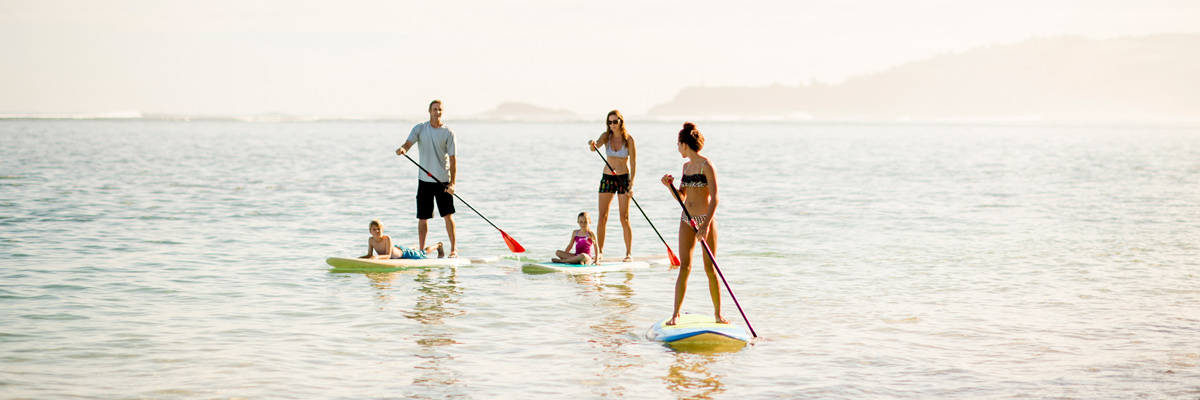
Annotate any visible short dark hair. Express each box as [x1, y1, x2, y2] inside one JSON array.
[[429, 99, 442, 111]]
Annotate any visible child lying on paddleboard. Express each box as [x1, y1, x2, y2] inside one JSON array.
[[360, 219, 445, 260], [552, 212, 598, 264]]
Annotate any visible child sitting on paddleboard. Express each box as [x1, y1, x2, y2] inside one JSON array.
[[360, 220, 445, 260], [552, 212, 598, 264]]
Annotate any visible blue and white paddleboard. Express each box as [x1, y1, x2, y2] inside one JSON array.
[[327, 256, 499, 271], [647, 313, 751, 351], [522, 260, 650, 274]]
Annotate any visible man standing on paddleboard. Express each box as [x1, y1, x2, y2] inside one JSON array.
[[396, 99, 459, 258]]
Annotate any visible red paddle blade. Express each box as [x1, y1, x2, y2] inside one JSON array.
[[667, 247, 681, 266], [501, 230, 526, 253]]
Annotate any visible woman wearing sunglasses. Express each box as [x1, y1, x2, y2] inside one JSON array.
[[588, 110, 637, 262]]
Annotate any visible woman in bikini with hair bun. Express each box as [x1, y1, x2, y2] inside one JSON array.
[[588, 110, 637, 262], [661, 122, 727, 326]]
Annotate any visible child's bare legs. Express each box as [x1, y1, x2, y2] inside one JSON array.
[[422, 242, 445, 258], [552, 250, 592, 264]]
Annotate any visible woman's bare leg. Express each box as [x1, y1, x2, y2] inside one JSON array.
[[667, 221, 696, 326], [597, 192, 615, 261], [701, 221, 728, 324], [618, 193, 633, 261]]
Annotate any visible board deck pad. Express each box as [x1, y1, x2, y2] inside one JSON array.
[[327, 256, 499, 271], [647, 313, 751, 352], [521, 260, 651, 274]]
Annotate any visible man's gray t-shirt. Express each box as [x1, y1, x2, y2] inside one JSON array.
[[406, 121, 457, 183]]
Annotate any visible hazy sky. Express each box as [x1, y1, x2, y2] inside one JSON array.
[[2, 0, 1197, 117]]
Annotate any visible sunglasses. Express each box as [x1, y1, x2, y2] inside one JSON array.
[[607, 119, 621, 125]]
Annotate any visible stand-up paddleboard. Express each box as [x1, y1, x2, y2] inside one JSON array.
[[647, 313, 751, 352], [629, 255, 671, 266], [522, 260, 650, 274], [327, 256, 499, 271]]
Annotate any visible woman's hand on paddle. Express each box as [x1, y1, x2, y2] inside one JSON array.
[[588, 140, 598, 152], [661, 174, 674, 187], [697, 220, 712, 239]]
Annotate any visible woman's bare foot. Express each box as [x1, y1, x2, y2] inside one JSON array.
[[596, 253, 603, 263], [435, 242, 445, 258], [715, 314, 731, 324], [665, 314, 681, 326], [623, 254, 633, 262], [448, 248, 458, 258]]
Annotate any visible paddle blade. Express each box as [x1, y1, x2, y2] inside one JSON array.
[[501, 230, 526, 253], [667, 246, 681, 266]]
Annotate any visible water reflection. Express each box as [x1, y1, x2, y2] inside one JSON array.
[[401, 267, 466, 398], [572, 272, 646, 397], [363, 271, 399, 303], [661, 352, 726, 400]]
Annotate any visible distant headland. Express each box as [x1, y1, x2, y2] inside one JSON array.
[[647, 34, 1200, 121], [4, 34, 1196, 123]]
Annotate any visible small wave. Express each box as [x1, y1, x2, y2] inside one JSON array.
[[21, 313, 89, 320]]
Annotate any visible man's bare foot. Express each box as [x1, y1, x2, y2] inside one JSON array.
[[665, 314, 681, 326], [715, 314, 731, 324], [436, 242, 445, 258], [623, 255, 633, 262], [448, 248, 458, 258]]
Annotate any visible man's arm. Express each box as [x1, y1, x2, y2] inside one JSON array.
[[396, 140, 415, 155], [446, 155, 457, 194]]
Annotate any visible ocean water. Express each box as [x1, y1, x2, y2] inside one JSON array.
[[1, 119, 1198, 399]]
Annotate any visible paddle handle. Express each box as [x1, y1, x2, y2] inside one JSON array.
[[401, 153, 501, 232], [593, 149, 679, 264], [668, 182, 758, 338]]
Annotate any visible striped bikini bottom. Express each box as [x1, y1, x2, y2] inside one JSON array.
[[681, 213, 708, 227]]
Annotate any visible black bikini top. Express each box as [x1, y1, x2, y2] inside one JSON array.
[[680, 162, 708, 188]]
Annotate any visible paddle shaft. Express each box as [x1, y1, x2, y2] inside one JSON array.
[[668, 182, 758, 338], [402, 154, 502, 232], [591, 149, 675, 254]]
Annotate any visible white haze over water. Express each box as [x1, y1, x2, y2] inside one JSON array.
[[1, 0, 1199, 117], [1, 120, 1198, 398]]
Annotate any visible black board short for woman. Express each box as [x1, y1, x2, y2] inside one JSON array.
[[416, 180, 455, 219], [599, 173, 630, 194]]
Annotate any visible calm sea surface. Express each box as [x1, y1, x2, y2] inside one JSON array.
[[2, 120, 1198, 399]]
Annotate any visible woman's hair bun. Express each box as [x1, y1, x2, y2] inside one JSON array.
[[677, 121, 704, 151]]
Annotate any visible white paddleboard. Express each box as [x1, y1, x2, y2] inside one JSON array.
[[327, 256, 499, 271], [647, 313, 751, 352], [522, 260, 651, 274], [629, 255, 672, 266]]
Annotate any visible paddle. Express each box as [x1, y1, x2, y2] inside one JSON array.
[[591, 148, 681, 266], [401, 153, 525, 253], [667, 179, 757, 338]]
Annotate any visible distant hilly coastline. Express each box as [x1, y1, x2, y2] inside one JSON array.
[[473, 102, 581, 121], [6, 35, 1195, 123], [648, 34, 1200, 120]]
